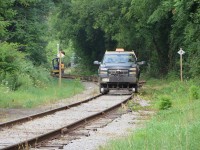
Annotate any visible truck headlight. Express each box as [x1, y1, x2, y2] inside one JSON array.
[[129, 72, 136, 75], [129, 68, 136, 71], [129, 68, 136, 75], [99, 68, 108, 74]]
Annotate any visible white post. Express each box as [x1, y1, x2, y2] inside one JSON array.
[[180, 53, 183, 82]]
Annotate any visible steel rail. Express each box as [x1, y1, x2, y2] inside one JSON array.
[[0, 94, 102, 128], [2, 94, 133, 150], [52, 74, 146, 86], [52, 74, 98, 82]]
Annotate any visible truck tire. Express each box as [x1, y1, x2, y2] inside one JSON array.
[[135, 84, 138, 93], [99, 84, 109, 94]]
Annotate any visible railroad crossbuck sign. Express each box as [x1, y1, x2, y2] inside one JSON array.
[[178, 48, 185, 55], [57, 51, 65, 58], [178, 48, 185, 82]]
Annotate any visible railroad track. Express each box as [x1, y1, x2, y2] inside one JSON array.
[[52, 74, 146, 86], [0, 94, 102, 128], [52, 74, 98, 82], [0, 92, 133, 150]]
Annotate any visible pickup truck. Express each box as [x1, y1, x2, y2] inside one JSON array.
[[94, 48, 145, 94]]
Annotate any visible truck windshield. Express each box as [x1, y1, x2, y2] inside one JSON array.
[[103, 54, 136, 64]]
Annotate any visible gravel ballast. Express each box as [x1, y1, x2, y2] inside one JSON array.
[[0, 81, 153, 150]]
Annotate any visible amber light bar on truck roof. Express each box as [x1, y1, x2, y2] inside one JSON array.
[[115, 48, 124, 52]]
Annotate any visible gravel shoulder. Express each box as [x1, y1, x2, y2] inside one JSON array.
[[61, 111, 153, 150], [62, 98, 153, 150]]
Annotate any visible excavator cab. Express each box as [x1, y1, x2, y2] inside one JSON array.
[[52, 58, 59, 74], [52, 58, 65, 75]]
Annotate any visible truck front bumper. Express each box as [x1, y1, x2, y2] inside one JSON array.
[[99, 75, 138, 90]]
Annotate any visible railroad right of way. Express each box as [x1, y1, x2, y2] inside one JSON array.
[[0, 93, 132, 150]]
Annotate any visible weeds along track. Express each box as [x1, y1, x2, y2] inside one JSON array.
[[0, 93, 133, 150]]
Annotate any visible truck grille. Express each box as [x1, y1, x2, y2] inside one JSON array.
[[108, 69, 129, 76]]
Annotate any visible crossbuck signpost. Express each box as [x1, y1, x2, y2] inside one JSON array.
[[177, 48, 185, 82]]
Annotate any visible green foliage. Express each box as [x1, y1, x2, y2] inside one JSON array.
[[12, 1, 55, 65], [0, 1, 56, 91], [165, 71, 179, 81], [0, 42, 51, 90], [0, 42, 23, 90], [0, 42, 22, 73], [101, 79, 200, 150], [189, 85, 199, 100], [0, 1, 17, 38], [0, 79, 84, 108], [52, 0, 199, 78], [127, 100, 142, 112], [172, 0, 200, 76], [0, 0, 55, 65], [0, 0, 199, 94], [157, 95, 172, 110], [53, 0, 119, 72]]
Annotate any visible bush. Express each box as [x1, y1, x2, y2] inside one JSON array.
[[166, 71, 179, 81], [189, 85, 199, 100], [0, 42, 51, 91], [158, 96, 172, 110]]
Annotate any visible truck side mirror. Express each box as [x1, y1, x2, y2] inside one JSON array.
[[137, 61, 146, 65], [94, 61, 101, 65]]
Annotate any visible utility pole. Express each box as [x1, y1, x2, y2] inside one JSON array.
[[57, 44, 65, 87], [178, 48, 185, 82]]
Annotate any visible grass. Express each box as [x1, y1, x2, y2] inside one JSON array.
[[0, 78, 84, 108], [101, 78, 200, 150]]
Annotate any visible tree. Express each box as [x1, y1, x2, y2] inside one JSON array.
[[0, 0, 54, 90], [172, 0, 200, 77], [53, 0, 108, 72], [52, 0, 200, 77], [1, 0, 54, 65]]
